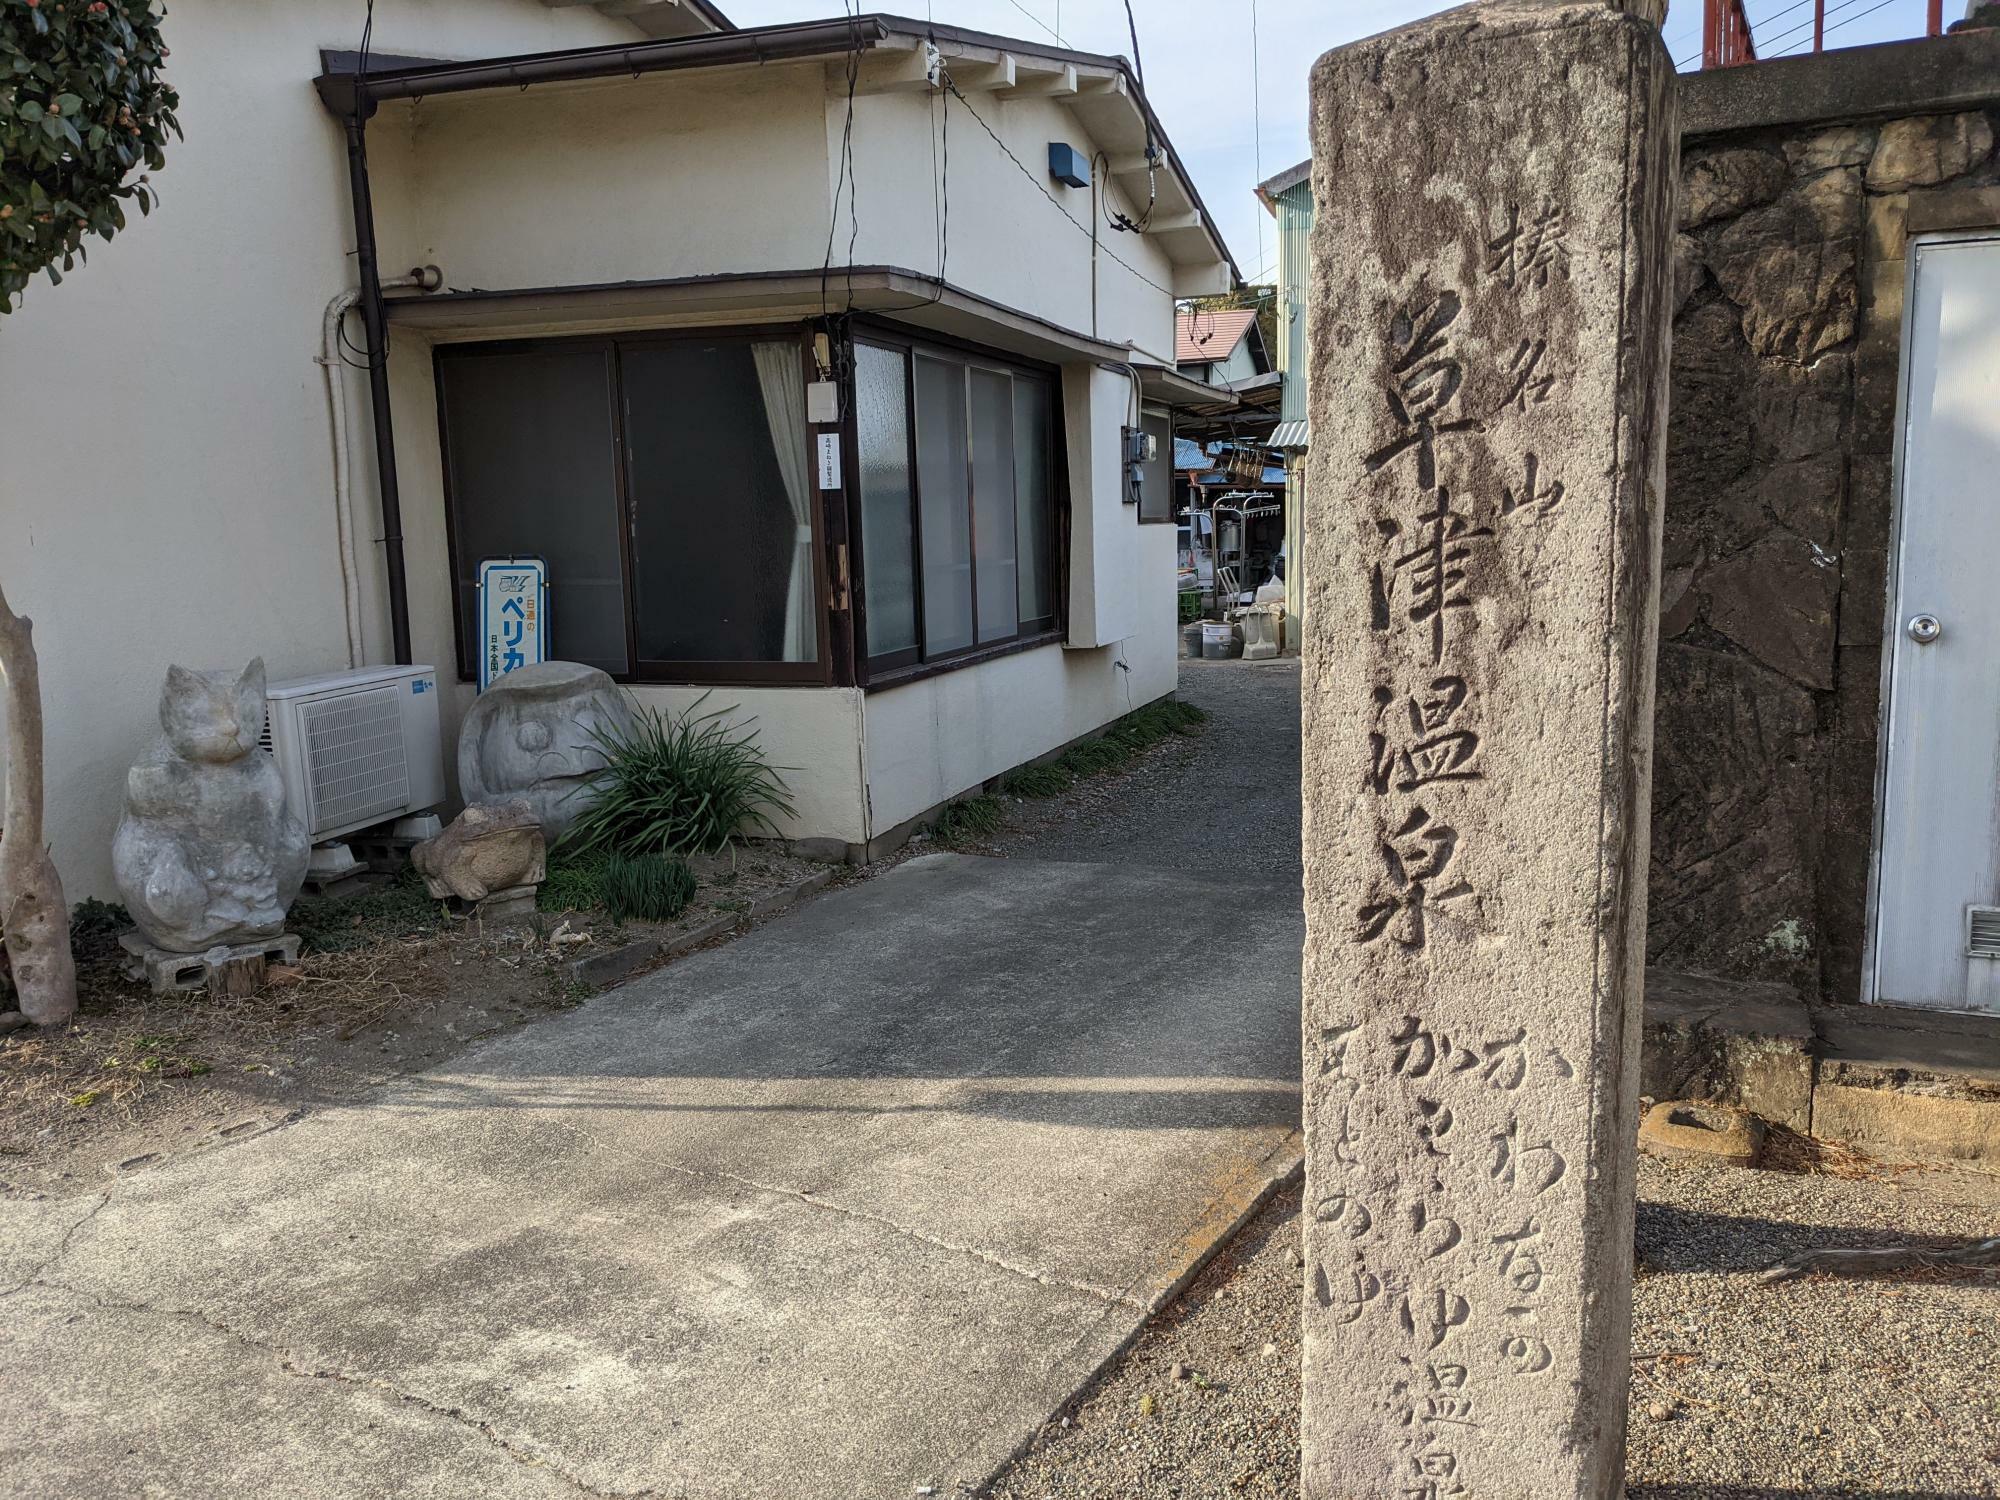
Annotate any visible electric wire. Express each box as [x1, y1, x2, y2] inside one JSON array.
[[919, 51, 950, 309], [1755, 0, 1872, 53], [338, 0, 384, 373], [1674, 0, 1830, 67], [819, 0, 863, 324], [1001, 0, 1066, 48], [944, 83, 1175, 298], [1764, 0, 1901, 55], [1250, 0, 1266, 286], [1103, 1, 1157, 232]]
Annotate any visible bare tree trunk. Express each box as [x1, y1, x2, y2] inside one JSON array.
[[0, 579, 76, 1026]]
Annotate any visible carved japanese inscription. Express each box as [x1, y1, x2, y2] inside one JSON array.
[[1301, 5, 1676, 1499]]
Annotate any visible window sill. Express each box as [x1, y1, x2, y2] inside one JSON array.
[[863, 630, 1063, 692], [456, 664, 830, 690]]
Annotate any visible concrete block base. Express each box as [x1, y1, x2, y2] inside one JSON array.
[[118, 930, 302, 995]]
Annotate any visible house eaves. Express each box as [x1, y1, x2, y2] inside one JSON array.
[[381, 265, 1136, 366], [312, 13, 1238, 287], [1255, 157, 1310, 214], [547, 0, 735, 40]]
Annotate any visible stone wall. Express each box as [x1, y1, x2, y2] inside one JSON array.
[[1653, 46, 2000, 1005]]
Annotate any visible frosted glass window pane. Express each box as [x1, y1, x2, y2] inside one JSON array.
[[1013, 379, 1053, 625], [914, 356, 974, 655], [855, 344, 917, 658], [970, 367, 1019, 644]]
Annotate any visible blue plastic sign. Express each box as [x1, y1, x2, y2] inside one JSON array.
[[477, 558, 549, 691]]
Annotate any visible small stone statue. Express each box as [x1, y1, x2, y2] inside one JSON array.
[[412, 799, 545, 904], [112, 659, 309, 954], [457, 661, 635, 841]]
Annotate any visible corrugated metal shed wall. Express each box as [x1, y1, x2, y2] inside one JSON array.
[[1275, 181, 1314, 427]]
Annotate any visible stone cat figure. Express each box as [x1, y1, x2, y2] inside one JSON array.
[[112, 659, 310, 953]]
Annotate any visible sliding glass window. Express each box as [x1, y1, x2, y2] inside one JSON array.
[[854, 335, 1059, 676], [437, 330, 824, 685]]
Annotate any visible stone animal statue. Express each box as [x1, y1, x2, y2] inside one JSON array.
[[457, 661, 635, 841], [412, 799, 545, 903], [112, 659, 310, 953]]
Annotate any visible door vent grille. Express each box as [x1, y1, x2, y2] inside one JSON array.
[[1968, 906, 2000, 960]]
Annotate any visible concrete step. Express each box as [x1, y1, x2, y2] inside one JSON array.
[[1641, 967, 2000, 1166], [1814, 1003, 2000, 1164], [1642, 968, 1815, 1133]]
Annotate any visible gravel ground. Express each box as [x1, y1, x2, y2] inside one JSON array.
[[985, 1149, 2000, 1499], [984, 657, 1302, 875], [983, 659, 2000, 1499]]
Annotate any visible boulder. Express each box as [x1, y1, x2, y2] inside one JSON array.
[[1704, 532, 1841, 691], [1865, 112, 1995, 192], [1707, 169, 1862, 363], [413, 800, 546, 903], [1783, 125, 1876, 176], [1681, 147, 1788, 230], [1711, 231, 1856, 364], [457, 662, 636, 842], [1672, 232, 1706, 315]]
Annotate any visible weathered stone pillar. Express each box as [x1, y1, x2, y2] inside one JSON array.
[[1299, 5, 1676, 1499]]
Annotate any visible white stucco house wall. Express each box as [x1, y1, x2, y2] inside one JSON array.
[[0, 0, 1235, 895]]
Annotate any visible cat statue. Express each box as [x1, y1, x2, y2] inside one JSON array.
[[112, 658, 310, 954]]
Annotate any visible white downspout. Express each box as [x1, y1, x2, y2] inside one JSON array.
[[318, 266, 442, 668]]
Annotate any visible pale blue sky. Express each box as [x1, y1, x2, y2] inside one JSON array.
[[720, 0, 1948, 283]]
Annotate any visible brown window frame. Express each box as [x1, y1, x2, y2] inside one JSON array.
[[841, 320, 1070, 692], [434, 324, 835, 689]]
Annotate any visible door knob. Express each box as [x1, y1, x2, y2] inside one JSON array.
[[1907, 613, 1942, 645]]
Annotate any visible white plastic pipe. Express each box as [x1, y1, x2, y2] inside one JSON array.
[[319, 267, 441, 668]]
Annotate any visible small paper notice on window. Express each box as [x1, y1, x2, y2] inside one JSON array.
[[817, 433, 842, 490]]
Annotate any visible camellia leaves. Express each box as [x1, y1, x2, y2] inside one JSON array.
[[0, 0, 181, 314]]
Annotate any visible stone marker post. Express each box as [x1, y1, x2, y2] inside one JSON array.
[[1299, 4, 1675, 1498]]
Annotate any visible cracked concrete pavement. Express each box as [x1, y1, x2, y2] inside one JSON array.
[[1, 853, 1302, 1498]]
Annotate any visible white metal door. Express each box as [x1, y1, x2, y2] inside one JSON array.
[[1870, 232, 2000, 1014]]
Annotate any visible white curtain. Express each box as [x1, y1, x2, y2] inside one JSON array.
[[751, 340, 815, 662]]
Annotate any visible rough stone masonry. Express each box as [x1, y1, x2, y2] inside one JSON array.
[[1299, 4, 1676, 1498]]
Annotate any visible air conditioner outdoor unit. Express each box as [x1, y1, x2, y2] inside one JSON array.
[[260, 665, 445, 844]]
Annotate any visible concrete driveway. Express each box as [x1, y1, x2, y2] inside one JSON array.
[[1, 854, 1301, 1499]]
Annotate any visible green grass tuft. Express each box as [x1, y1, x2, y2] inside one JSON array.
[[539, 849, 611, 914], [1008, 699, 1208, 796], [933, 795, 1005, 844], [559, 693, 796, 861], [999, 762, 1074, 798], [1056, 737, 1132, 776], [600, 852, 697, 925]]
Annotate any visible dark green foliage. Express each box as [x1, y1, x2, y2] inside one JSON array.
[[1055, 736, 1131, 776], [1107, 697, 1207, 750], [933, 795, 1004, 844], [560, 695, 796, 861], [998, 762, 1073, 798], [600, 852, 696, 925], [1010, 699, 1208, 797], [1, 0, 181, 311], [67, 896, 131, 966], [69, 896, 129, 939], [538, 849, 609, 914], [290, 867, 441, 954]]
